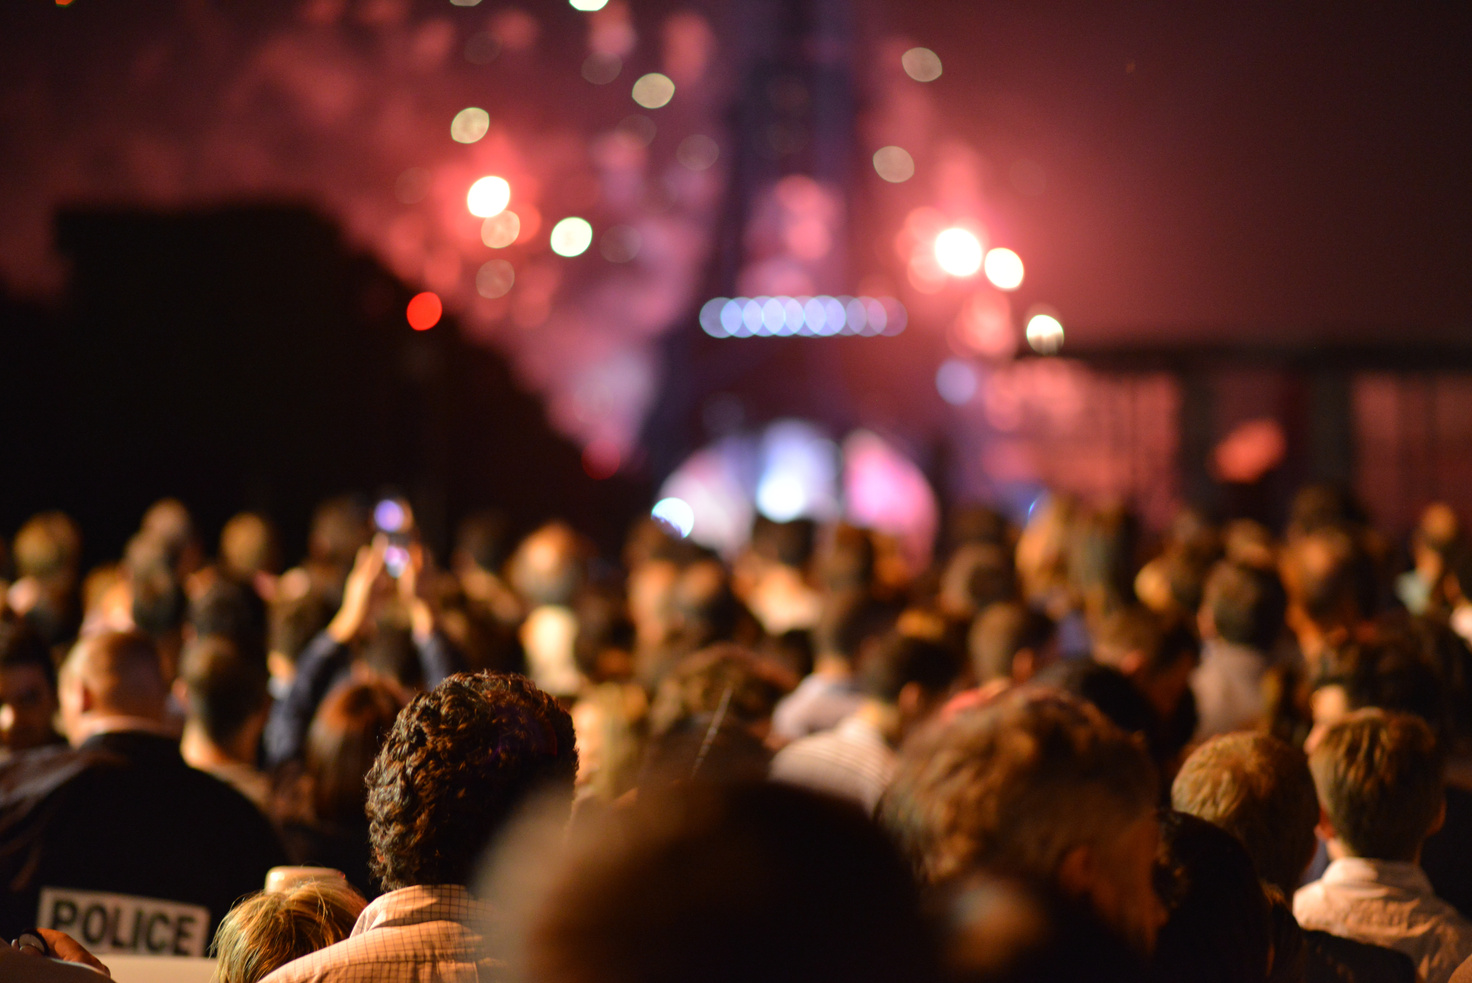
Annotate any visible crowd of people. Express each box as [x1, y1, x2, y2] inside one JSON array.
[[4, 485, 1472, 982]]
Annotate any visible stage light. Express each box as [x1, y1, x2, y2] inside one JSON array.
[[466, 176, 510, 217], [936, 359, 978, 405], [570, 0, 608, 9], [902, 47, 943, 82], [984, 248, 1024, 290], [1026, 313, 1064, 354], [476, 260, 515, 298], [481, 210, 520, 248], [651, 497, 695, 538], [631, 73, 675, 109], [450, 107, 490, 144], [934, 227, 983, 277], [699, 296, 906, 338], [873, 146, 915, 183], [406, 292, 442, 331], [550, 217, 594, 257]]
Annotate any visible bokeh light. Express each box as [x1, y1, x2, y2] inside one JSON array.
[[631, 73, 676, 109], [700, 296, 905, 338], [983, 248, 1025, 290], [476, 260, 515, 299], [934, 227, 984, 277], [582, 439, 620, 479], [936, 359, 978, 405], [582, 53, 621, 85], [449, 0, 481, 7], [617, 114, 657, 147], [394, 167, 430, 205], [450, 107, 490, 144], [481, 210, 520, 248], [873, 146, 915, 183], [406, 292, 442, 331], [677, 134, 720, 171], [600, 225, 642, 263], [1025, 313, 1065, 354], [651, 497, 695, 538], [466, 176, 511, 218], [549, 217, 594, 257], [902, 47, 943, 82], [569, 0, 609, 9]]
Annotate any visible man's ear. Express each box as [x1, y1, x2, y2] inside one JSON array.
[[1429, 796, 1448, 838], [1315, 804, 1336, 844], [1055, 842, 1096, 900]]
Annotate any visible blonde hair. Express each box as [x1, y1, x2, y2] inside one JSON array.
[[210, 879, 367, 983]]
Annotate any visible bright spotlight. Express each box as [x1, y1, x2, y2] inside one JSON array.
[[901, 47, 943, 82], [1025, 313, 1064, 354], [984, 248, 1024, 290], [550, 217, 594, 257], [466, 176, 511, 218], [569, 0, 608, 9], [936, 359, 978, 405], [631, 73, 675, 109], [934, 227, 983, 277], [651, 497, 695, 538]]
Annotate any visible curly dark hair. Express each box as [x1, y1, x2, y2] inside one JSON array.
[[366, 671, 577, 891]]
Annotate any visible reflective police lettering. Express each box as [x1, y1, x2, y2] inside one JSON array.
[[37, 888, 211, 957]]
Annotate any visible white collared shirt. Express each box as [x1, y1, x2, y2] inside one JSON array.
[[1295, 857, 1472, 983], [261, 884, 499, 983]]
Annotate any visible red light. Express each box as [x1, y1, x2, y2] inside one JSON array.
[[406, 292, 442, 331], [582, 440, 620, 480]]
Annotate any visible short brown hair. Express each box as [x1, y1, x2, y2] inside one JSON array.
[[880, 688, 1157, 885], [1171, 732, 1318, 894], [210, 879, 365, 983], [1309, 708, 1444, 861]]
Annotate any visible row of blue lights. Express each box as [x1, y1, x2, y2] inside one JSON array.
[[700, 296, 907, 338]]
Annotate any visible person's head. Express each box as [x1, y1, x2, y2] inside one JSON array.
[[305, 679, 405, 827], [367, 671, 577, 891], [881, 688, 1163, 953], [1281, 526, 1371, 629], [814, 522, 877, 594], [648, 644, 795, 742], [939, 543, 1017, 621], [219, 512, 281, 582], [1149, 811, 1271, 983], [1093, 607, 1198, 722], [454, 510, 512, 575], [1170, 732, 1319, 895], [856, 630, 961, 729], [308, 496, 372, 573], [188, 576, 268, 663], [57, 630, 167, 742], [0, 613, 60, 752], [179, 635, 269, 758], [1309, 708, 1444, 862], [508, 522, 587, 608], [1200, 561, 1286, 653], [268, 582, 333, 671], [13, 511, 82, 585], [519, 782, 933, 983], [812, 590, 898, 666], [968, 602, 1055, 686], [210, 878, 366, 983]]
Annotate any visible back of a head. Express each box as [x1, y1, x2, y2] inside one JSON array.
[[181, 635, 269, 749], [455, 510, 511, 573], [1150, 811, 1271, 983], [305, 679, 406, 826], [523, 782, 933, 983], [969, 603, 1054, 686], [648, 644, 795, 738], [1093, 606, 1167, 674], [941, 543, 1018, 618], [210, 879, 367, 983], [63, 629, 167, 722], [189, 576, 269, 662], [1171, 732, 1318, 896], [1309, 708, 1444, 862], [219, 512, 280, 581], [14, 511, 82, 583], [1283, 527, 1368, 625], [309, 496, 372, 571], [857, 630, 961, 704], [509, 523, 586, 608], [812, 590, 897, 663], [880, 688, 1157, 887], [1203, 561, 1286, 652], [367, 671, 577, 890]]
